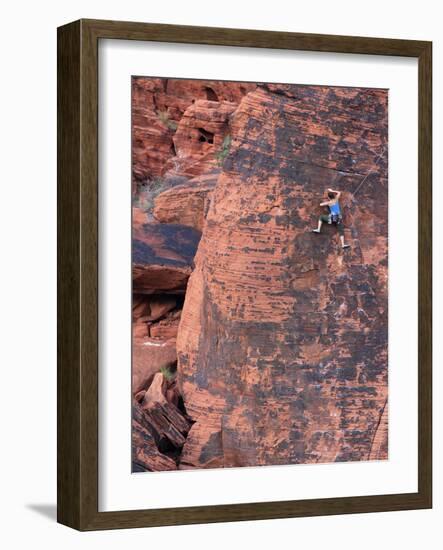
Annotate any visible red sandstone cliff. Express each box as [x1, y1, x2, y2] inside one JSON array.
[[132, 78, 388, 472], [176, 83, 388, 468]]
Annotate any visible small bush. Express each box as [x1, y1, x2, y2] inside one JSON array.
[[157, 110, 178, 131], [150, 177, 168, 192], [215, 134, 232, 166], [134, 174, 189, 218], [160, 366, 175, 381], [149, 177, 180, 205]]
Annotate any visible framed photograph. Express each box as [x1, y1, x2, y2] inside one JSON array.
[[57, 19, 432, 530]]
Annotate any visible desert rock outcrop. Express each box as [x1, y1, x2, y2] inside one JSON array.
[[132, 222, 200, 294], [132, 79, 388, 472], [153, 173, 218, 231], [176, 84, 388, 468], [132, 78, 256, 187]]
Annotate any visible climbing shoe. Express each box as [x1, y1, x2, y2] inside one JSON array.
[[312, 229, 321, 233], [342, 244, 351, 249]]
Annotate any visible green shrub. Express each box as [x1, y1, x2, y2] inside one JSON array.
[[133, 177, 169, 214], [133, 175, 188, 216], [157, 110, 178, 131], [215, 134, 232, 166], [160, 366, 175, 381]]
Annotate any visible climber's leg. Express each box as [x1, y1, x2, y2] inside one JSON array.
[[340, 235, 350, 249], [312, 215, 329, 233], [337, 222, 350, 249], [312, 219, 322, 233]]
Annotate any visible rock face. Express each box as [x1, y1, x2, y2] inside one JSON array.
[[132, 407, 178, 471], [131, 78, 389, 473], [132, 339, 177, 394], [153, 173, 218, 232], [131, 82, 246, 451], [169, 100, 236, 178], [132, 222, 201, 294], [150, 310, 181, 340], [176, 84, 388, 468], [132, 78, 256, 188]]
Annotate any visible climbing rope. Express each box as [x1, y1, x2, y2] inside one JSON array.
[[351, 145, 387, 199]]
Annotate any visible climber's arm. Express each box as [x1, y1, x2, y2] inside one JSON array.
[[327, 188, 341, 198], [320, 200, 332, 206]]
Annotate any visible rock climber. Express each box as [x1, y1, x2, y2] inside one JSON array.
[[312, 188, 350, 249]]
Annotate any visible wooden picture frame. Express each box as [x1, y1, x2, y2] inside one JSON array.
[[57, 19, 432, 530]]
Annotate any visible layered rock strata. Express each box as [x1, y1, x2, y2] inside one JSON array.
[[132, 78, 256, 187], [153, 173, 218, 232], [177, 84, 388, 468], [131, 79, 388, 472]]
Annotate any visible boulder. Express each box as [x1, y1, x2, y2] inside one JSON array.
[[133, 294, 177, 322], [141, 372, 168, 409], [145, 401, 191, 451], [132, 223, 201, 293], [153, 173, 217, 231], [133, 264, 192, 295], [132, 402, 177, 471], [149, 310, 181, 340], [138, 374, 192, 451], [132, 338, 177, 394], [133, 222, 201, 266]]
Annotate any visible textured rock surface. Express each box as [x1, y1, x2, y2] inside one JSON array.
[[153, 173, 217, 231], [133, 206, 149, 227], [176, 84, 388, 468], [141, 374, 191, 445], [132, 421, 177, 472], [133, 222, 201, 267], [132, 402, 178, 471], [133, 264, 192, 295], [132, 223, 201, 294], [132, 339, 177, 394], [132, 78, 255, 187], [150, 310, 181, 340], [167, 100, 236, 178], [133, 295, 177, 323], [141, 372, 168, 408], [132, 79, 389, 472]]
